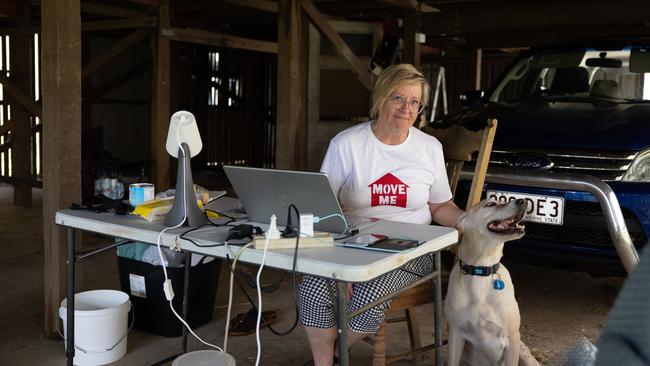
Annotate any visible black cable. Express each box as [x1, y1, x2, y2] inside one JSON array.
[[179, 221, 232, 248], [235, 265, 287, 293], [223, 203, 304, 336], [205, 208, 247, 222]]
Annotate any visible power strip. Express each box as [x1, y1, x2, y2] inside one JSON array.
[[252, 232, 334, 249]]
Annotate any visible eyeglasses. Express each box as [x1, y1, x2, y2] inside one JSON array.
[[388, 94, 425, 114]]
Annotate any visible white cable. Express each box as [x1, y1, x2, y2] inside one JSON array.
[[254, 235, 271, 366], [154, 123, 223, 352], [314, 213, 348, 235], [223, 241, 254, 353]]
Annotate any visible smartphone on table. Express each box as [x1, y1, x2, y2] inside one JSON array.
[[343, 233, 387, 247]]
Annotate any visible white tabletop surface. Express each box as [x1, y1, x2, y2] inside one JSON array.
[[55, 199, 458, 283]]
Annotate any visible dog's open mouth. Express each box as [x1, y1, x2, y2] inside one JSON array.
[[487, 212, 525, 235]]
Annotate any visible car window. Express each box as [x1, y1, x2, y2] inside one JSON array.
[[491, 47, 650, 103]]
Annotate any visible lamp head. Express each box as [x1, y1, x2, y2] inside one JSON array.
[[166, 111, 202, 158]]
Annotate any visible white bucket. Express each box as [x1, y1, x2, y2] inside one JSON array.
[[172, 350, 236, 366], [59, 290, 131, 366]]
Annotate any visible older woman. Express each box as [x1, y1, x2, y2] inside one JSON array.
[[299, 64, 464, 366]]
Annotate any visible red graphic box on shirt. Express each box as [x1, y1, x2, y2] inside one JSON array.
[[369, 173, 409, 208]]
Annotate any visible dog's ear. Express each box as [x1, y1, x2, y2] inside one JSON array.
[[454, 212, 468, 233]]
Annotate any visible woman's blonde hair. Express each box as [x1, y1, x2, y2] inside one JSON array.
[[370, 63, 430, 119]]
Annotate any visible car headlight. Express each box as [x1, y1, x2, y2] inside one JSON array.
[[622, 148, 650, 182]]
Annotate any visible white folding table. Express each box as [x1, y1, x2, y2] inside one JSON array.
[[56, 203, 457, 366]]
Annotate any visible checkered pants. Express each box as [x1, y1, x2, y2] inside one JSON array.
[[298, 253, 435, 334]]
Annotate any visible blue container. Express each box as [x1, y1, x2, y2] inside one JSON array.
[[129, 183, 154, 207]]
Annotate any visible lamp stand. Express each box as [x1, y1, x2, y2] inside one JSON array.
[[164, 142, 209, 227]]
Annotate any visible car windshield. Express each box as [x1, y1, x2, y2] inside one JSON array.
[[490, 46, 650, 103]]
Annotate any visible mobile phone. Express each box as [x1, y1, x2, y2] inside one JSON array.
[[343, 233, 388, 246]]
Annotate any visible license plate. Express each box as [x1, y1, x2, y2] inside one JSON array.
[[486, 190, 565, 226]]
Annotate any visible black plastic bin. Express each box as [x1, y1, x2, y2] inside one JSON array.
[[117, 255, 221, 337]]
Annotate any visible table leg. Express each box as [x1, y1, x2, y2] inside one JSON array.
[[336, 281, 349, 366], [66, 228, 75, 366], [181, 252, 191, 353], [434, 251, 442, 366]]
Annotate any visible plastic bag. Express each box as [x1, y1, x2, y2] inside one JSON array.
[[141, 246, 186, 268], [547, 336, 597, 366]]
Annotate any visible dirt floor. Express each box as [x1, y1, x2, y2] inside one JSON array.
[[0, 183, 624, 365]]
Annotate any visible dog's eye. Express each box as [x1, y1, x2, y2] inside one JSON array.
[[485, 201, 497, 207]]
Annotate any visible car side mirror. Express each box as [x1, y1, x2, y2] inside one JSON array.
[[459, 90, 485, 107]]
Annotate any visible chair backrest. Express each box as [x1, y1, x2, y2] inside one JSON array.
[[420, 118, 497, 209], [590, 79, 621, 99]]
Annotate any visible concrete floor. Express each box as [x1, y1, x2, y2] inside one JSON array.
[[0, 183, 624, 365]]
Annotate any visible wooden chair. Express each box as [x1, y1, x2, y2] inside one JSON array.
[[366, 118, 497, 366]]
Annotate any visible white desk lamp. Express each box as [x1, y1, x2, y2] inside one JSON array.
[[163, 111, 209, 227]]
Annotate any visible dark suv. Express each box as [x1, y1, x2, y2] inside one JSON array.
[[436, 40, 650, 274]]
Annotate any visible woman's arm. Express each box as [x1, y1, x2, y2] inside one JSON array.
[[428, 200, 464, 228]]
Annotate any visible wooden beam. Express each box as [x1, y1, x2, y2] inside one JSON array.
[[161, 26, 278, 54], [0, 25, 40, 35], [466, 119, 497, 208], [403, 13, 421, 67], [42, 0, 82, 337], [301, 0, 373, 90], [474, 48, 482, 89], [0, 135, 12, 150], [219, 0, 278, 13], [81, 16, 157, 32], [81, 2, 148, 18], [379, 0, 440, 13], [10, 3, 33, 207], [0, 123, 10, 136], [329, 20, 378, 34], [307, 23, 321, 172], [82, 27, 152, 79], [123, 0, 160, 5], [151, 0, 170, 190], [0, 74, 41, 118], [276, 0, 305, 170]]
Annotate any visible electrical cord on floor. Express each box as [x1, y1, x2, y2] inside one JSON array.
[[254, 232, 271, 366], [223, 241, 255, 353], [220, 204, 304, 337]]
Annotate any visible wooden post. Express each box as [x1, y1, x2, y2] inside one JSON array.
[[11, 3, 33, 207], [466, 118, 497, 208], [276, 0, 305, 170], [151, 0, 170, 190], [474, 48, 482, 90], [41, 0, 82, 336], [403, 13, 421, 68]]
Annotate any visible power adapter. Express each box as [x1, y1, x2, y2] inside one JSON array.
[[228, 224, 254, 240]]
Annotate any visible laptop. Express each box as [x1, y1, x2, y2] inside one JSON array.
[[223, 166, 349, 234]]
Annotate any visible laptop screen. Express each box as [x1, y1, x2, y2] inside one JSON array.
[[223, 166, 347, 234]]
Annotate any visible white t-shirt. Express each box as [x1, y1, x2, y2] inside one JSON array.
[[321, 121, 452, 225]]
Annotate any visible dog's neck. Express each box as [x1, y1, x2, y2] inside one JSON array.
[[457, 231, 505, 267]]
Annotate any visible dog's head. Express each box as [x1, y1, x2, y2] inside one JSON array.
[[457, 198, 527, 242]]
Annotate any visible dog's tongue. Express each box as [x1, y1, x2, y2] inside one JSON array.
[[490, 220, 512, 231]]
